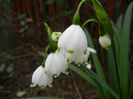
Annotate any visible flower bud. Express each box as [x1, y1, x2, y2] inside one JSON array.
[[51, 32, 62, 41], [99, 34, 111, 49]]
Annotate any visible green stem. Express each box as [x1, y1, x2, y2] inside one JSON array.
[[82, 18, 99, 28], [82, 18, 105, 36], [41, 45, 50, 67], [76, 0, 87, 13], [73, 0, 87, 25], [98, 26, 105, 36]]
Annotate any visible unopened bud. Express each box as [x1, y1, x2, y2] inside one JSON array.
[[99, 34, 111, 49], [51, 32, 62, 41]]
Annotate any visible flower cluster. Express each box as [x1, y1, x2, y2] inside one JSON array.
[[31, 24, 96, 88]]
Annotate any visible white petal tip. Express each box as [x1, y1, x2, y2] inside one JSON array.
[[87, 47, 97, 53], [86, 64, 91, 69]]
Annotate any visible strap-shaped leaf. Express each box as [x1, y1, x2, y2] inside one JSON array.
[[83, 28, 112, 98], [119, 2, 133, 99], [69, 64, 103, 98], [80, 65, 120, 99]]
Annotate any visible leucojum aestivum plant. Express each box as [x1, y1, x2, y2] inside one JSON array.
[[28, 0, 133, 99]]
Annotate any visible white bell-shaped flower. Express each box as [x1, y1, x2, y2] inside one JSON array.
[[73, 47, 96, 66], [58, 24, 88, 63], [45, 52, 68, 78], [31, 66, 53, 88], [51, 32, 62, 41], [99, 34, 111, 49]]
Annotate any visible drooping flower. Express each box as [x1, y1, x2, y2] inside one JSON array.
[[51, 32, 62, 41], [58, 24, 88, 63], [45, 52, 68, 78], [99, 34, 111, 49], [31, 66, 53, 88], [73, 47, 96, 66], [58, 24, 96, 65]]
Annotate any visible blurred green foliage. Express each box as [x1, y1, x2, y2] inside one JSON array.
[[0, 0, 19, 83]]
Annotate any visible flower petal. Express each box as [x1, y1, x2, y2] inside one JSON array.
[[45, 52, 68, 77], [31, 66, 43, 87]]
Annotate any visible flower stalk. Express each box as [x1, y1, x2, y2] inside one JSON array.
[[73, 0, 87, 25], [41, 45, 50, 67]]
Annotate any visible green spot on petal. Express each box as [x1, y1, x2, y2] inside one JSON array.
[[57, 47, 60, 52], [41, 85, 45, 89], [30, 82, 34, 87], [50, 82, 53, 87], [44, 71, 47, 74], [53, 74, 57, 78], [66, 58, 69, 63], [68, 50, 73, 54], [84, 49, 87, 55], [65, 68, 69, 75], [77, 62, 81, 66]]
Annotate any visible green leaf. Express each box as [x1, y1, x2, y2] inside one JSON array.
[[118, 2, 133, 99], [23, 97, 63, 99], [92, 0, 113, 35], [116, 15, 123, 29], [112, 22, 120, 44], [84, 28, 105, 80], [44, 23, 53, 44], [69, 64, 99, 89], [107, 47, 120, 94], [83, 28, 112, 98], [108, 22, 121, 96], [79, 65, 120, 99], [69, 64, 103, 98], [112, 15, 123, 44]]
